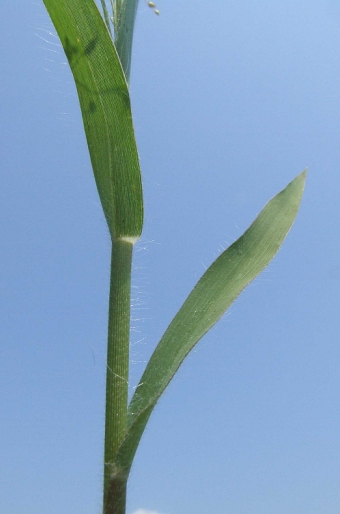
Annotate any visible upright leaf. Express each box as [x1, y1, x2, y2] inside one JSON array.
[[43, 0, 143, 240], [115, 170, 306, 473], [113, 0, 140, 82]]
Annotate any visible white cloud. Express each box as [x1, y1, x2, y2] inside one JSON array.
[[131, 510, 164, 514]]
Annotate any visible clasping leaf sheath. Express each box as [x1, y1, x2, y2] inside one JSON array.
[[43, 0, 143, 241]]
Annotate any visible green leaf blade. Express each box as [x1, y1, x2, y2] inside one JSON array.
[[116, 170, 306, 473], [113, 0, 140, 82], [43, 0, 143, 240]]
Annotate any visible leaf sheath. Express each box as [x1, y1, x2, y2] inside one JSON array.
[[43, 0, 143, 240]]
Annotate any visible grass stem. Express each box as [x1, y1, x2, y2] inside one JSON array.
[[103, 239, 133, 513]]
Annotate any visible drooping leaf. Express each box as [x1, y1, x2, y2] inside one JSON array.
[[43, 0, 143, 240], [115, 170, 306, 473]]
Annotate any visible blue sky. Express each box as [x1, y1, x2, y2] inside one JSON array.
[[1, 1, 340, 513]]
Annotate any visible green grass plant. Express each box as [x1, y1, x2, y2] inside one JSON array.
[[41, 1, 306, 513]]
